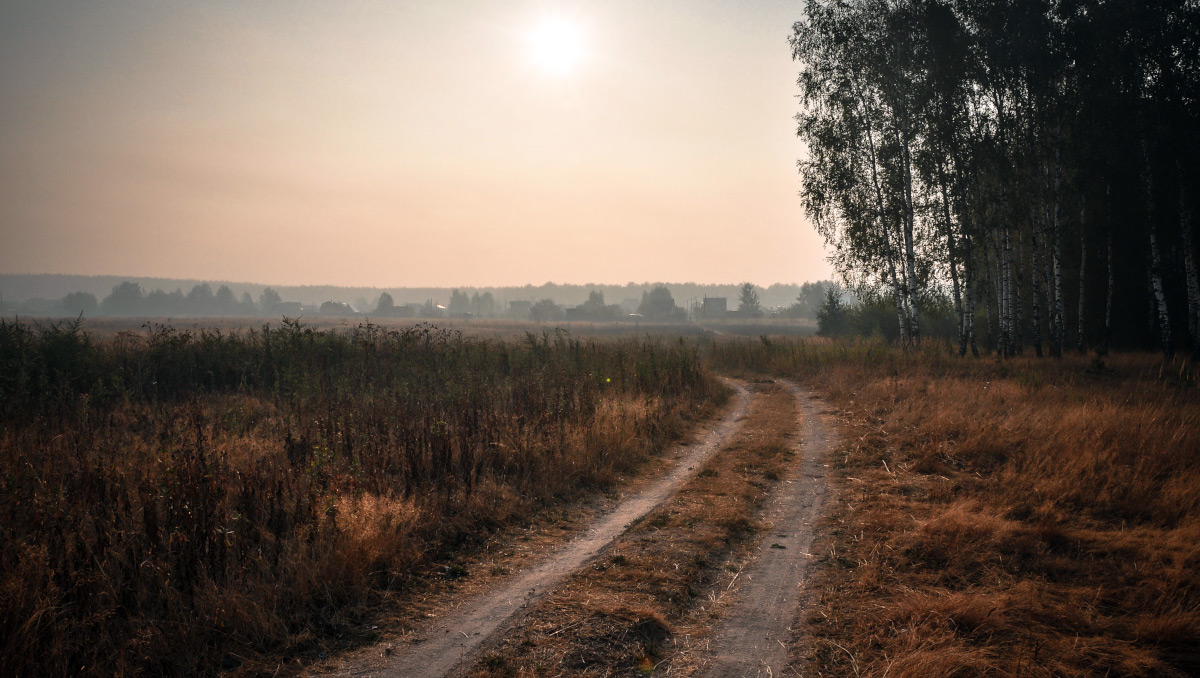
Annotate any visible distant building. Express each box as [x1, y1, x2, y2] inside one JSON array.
[[508, 300, 532, 318], [701, 297, 728, 317], [318, 301, 356, 316]]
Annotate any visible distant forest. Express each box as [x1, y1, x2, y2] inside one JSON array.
[[0, 274, 833, 321], [793, 0, 1198, 356]]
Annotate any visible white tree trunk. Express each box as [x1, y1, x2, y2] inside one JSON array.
[[1105, 185, 1114, 345], [1143, 141, 1173, 358], [1179, 176, 1200, 357], [1030, 210, 1044, 357], [1050, 145, 1065, 358], [901, 129, 921, 344], [1149, 230, 1173, 357], [1078, 198, 1088, 353]]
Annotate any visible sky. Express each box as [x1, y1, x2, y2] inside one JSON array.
[[0, 0, 832, 288]]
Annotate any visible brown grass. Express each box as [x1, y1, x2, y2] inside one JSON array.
[[0, 322, 723, 677], [709, 340, 1200, 677], [464, 380, 799, 677]]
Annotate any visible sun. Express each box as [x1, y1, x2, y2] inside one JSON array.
[[526, 16, 584, 76]]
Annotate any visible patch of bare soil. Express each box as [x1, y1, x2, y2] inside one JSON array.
[[460, 379, 815, 678], [309, 381, 752, 678]]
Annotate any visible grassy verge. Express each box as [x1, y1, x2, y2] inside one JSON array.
[[708, 338, 1200, 677], [465, 380, 798, 677], [0, 320, 722, 677]]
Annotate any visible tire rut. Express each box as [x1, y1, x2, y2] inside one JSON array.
[[314, 380, 752, 678], [698, 380, 834, 678]]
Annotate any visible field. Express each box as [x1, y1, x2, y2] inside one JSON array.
[[708, 339, 1200, 676], [42, 315, 816, 340], [2, 318, 1197, 677], [0, 319, 722, 676]]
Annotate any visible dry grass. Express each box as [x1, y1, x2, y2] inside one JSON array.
[[709, 339, 1200, 677], [0, 320, 723, 677], [464, 380, 799, 677]]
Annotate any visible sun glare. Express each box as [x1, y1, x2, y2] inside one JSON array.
[[527, 16, 584, 76]]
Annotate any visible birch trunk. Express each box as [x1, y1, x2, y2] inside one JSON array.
[[900, 126, 921, 344], [964, 255, 979, 357], [999, 228, 1013, 357], [1078, 197, 1088, 353], [1143, 141, 1172, 358], [939, 173, 965, 352], [1149, 230, 1173, 358], [1105, 185, 1114, 345], [885, 222, 909, 345], [858, 92, 908, 345], [1178, 171, 1200, 358], [1050, 143, 1065, 358], [1030, 209, 1044, 357]]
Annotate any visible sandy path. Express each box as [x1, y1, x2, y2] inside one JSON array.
[[315, 381, 752, 678], [699, 380, 834, 678]]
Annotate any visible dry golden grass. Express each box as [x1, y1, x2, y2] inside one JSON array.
[[0, 321, 723, 677], [464, 380, 799, 677], [707, 341, 1200, 677]]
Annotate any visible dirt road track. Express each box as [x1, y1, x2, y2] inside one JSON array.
[[314, 380, 751, 678], [699, 380, 834, 678]]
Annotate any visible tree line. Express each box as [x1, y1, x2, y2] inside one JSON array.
[[792, 0, 1198, 357]]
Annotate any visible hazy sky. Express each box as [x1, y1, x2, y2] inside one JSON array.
[[0, 1, 831, 287]]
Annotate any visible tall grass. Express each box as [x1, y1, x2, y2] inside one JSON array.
[[0, 319, 721, 677], [708, 338, 1200, 677]]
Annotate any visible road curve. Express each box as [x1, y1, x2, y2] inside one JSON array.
[[699, 380, 834, 678], [315, 379, 752, 678]]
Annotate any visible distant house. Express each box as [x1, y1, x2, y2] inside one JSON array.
[[508, 300, 532, 318], [318, 301, 356, 316], [701, 297, 728, 318]]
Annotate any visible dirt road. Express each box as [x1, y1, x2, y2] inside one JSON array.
[[698, 380, 834, 677], [314, 381, 752, 678]]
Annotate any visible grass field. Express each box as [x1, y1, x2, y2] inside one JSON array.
[[0, 319, 722, 677], [3, 317, 1196, 677], [708, 338, 1200, 677]]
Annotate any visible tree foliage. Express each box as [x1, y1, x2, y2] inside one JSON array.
[[737, 282, 763, 318], [793, 0, 1200, 357]]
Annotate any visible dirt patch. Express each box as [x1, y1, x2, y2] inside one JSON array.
[[310, 381, 752, 678]]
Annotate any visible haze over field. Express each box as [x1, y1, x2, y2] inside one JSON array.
[[0, 0, 831, 288]]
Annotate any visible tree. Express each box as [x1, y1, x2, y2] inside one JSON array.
[[101, 282, 144, 316], [215, 285, 237, 315], [529, 298, 563, 322], [260, 287, 282, 310], [474, 291, 496, 317], [240, 292, 255, 314], [187, 284, 215, 315], [792, 0, 1199, 357], [576, 290, 618, 320], [61, 291, 98, 317], [448, 289, 471, 316], [638, 286, 684, 321], [816, 288, 852, 337], [375, 292, 395, 314], [737, 282, 763, 317]]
